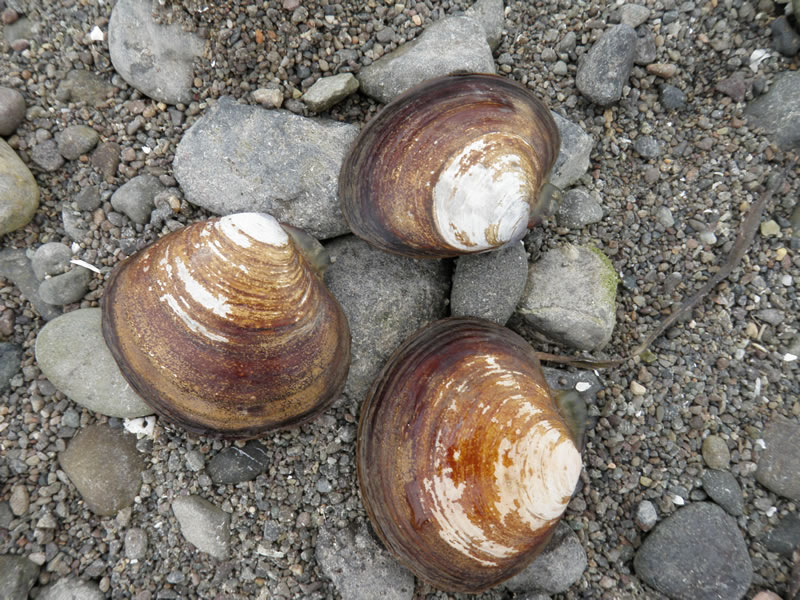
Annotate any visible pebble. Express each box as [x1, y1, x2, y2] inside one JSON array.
[[124, 528, 148, 560], [660, 84, 687, 110], [357, 15, 495, 104], [716, 71, 749, 103], [646, 63, 678, 79], [31, 139, 65, 172], [0, 342, 22, 394], [31, 242, 72, 280], [655, 205, 675, 228], [173, 96, 358, 239], [755, 308, 784, 326], [450, 241, 528, 326], [207, 441, 270, 484], [630, 380, 646, 395], [108, 0, 204, 104], [633, 135, 661, 158], [59, 424, 145, 516], [702, 435, 731, 470], [37, 578, 104, 600], [756, 419, 800, 500], [0, 554, 40, 600], [635, 500, 658, 531], [74, 186, 103, 211], [90, 142, 121, 182], [38, 267, 92, 305], [323, 235, 449, 401], [619, 4, 651, 27], [34, 308, 153, 418], [633, 28, 657, 65], [172, 495, 231, 559], [576, 24, 638, 106], [765, 513, 800, 557], [0, 86, 25, 135], [702, 469, 745, 516], [0, 249, 61, 320], [634, 502, 752, 600], [517, 245, 618, 351], [550, 112, 595, 189], [556, 187, 604, 229], [54, 69, 113, 106], [745, 71, 800, 151], [503, 522, 587, 594], [110, 174, 165, 225], [0, 138, 40, 236], [9, 484, 29, 516], [315, 522, 414, 600], [251, 88, 284, 109], [465, 0, 505, 50], [302, 73, 359, 113], [771, 16, 800, 57], [760, 219, 781, 237], [56, 125, 100, 161]]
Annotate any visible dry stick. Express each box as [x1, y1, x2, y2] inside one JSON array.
[[535, 156, 798, 371]]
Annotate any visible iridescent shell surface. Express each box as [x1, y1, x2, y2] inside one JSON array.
[[339, 73, 561, 259], [357, 317, 582, 592], [102, 213, 351, 439]]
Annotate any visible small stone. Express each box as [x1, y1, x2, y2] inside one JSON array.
[[630, 381, 646, 395], [0, 138, 39, 236], [552, 60, 568, 76], [59, 424, 145, 516], [31, 139, 65, 172], [661, 85, 687, 110], [302, 73, 359, 112], [655, 205, 675, 228], [633, 28, 657, 65], [619, 4, 651, 27], [185, 450, 205, 472], [633, 135, 661, 158], [32, 243, 72, 280], [56, 125, 100, 160], [172, 495, 231, 559], [716, 72, 749, 103], [646, 63, 678, 78], [251, 88, 283, 108], [755, 308, 784, 326], [760, 220, 781, 237], [752, 592, 782, 600], [37, 578, 104, 600], [0, 250, 60, 321], [702, 435, 731, 470], [74, 186, 103, 211], [771, 16, 800, 57], [550, 112, 595, 189], [556, 188, 603, 229], [756, 419, 800, 500], [702, 469, 745, 516], [55, 70, 114, 107], [91, 142, 121, 182], [9, 484, 29, 516], [207, 441, 270, 484], [124, 528, 148, 560], [465, 0, 505, 50], [110, 174, 165, 225], [0, 555, 40, 600], [576, 24, 638, 106], [765, 513, 800, 557], [635, 500, 657, 531], [38, 267, 91, 305], [0, 87, 26, 136]]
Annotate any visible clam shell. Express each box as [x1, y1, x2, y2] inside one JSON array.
[[357, 317, 582, 592], [102, 213, 350, 439], [339, 73, 560, 258]]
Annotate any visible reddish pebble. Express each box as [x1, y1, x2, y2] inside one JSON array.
[[1, 8, 18, 24]]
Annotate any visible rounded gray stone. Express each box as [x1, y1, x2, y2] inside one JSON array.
[[745, 71, 800, 152], [32, 242, 72, 280], [702, 469, 744, 516], [54, 70, 115, 107], [576, 24, 638, 106], [465, 0, 505, 50], [34, 308, 153, 418], [556, 188, 604, 229], [124, 528, 148, 560], [0, 342, 22, 394], [756, 419, 800, 500], [633, 135, 661, 158], [0, 138, 39, 236], [31, 139, 65, 172], [517, 245, 618, 351], [765, 513, 800, 557], [0, 86, 25, 136], [619, 4, 651, 27], [550, 112, 594, 190], [635, 500, 658, 531], [108, 0, 204, 104], [110, 174, 164, 225], [38, 267, 91, 305], [56, 125, 100, 160], [36, 578, 104, 600], [302, 73, 359, 113], [0, 555, 40, 600], [634, 502, 752, 600], [207, 441, 270, 485], [450, 241, 529, 326], [661, 85, 687, 110], [172, 495, 231, 559], [702, 435, 731, 470], [59, 424, 145, 516]]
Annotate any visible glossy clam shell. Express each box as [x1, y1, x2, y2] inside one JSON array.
[[101, 213, 350, 439], [357, 317, 582, 592], [339, 73, 560, 259]]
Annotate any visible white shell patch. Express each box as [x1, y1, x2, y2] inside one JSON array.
[[217, 213, 288, 248]]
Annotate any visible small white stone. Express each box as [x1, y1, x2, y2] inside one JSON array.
[[90, 25, 105, 41], [672, 495, 685, 506], [630, 381, 646, 395], [575, 381, 592, 392], [124, 416, 156, 437], [784, 353, 798, 362]]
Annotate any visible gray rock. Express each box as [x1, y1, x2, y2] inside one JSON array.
[[504, 522, 587, 594], [110, 174, 164, 225], [0, 555, 40, 600], [450, 242, 528, 326], [302, 73, 359, 112], [633, 28, 657, 65], [38, 267, 92, 305], [357, 16, 495, 104], [34, 308, 153, 418], [91, 142, 121, 182], [74, 186, 102, 211], [316, 521, 414, 600], [9, 484, 29, 516], [55, 70, 114, 107], [550, 112, 594, 189], [59, 424, 145, 516], [634, 503, 752, 600], [466, 0, 505, 50], [56, 125, 100, 160], [61, 206, 89, 242], [661, 84, 687, 110], [556, 188, 603, 229], [323, 235, 449, 401], [207, 441, 270, 485], [0, 87, 25, 136], [702, 435, 731, 470], [765, 513, 800, 557], [3, 17, 32, 45], [32, 242, 72, 280], [755, 308, 785, 326], [172, 495, 231, 559], [37, 578, 104, 600], [745, 71, 800, 151], [635, 500, 658, 531], [0, 249, 60, 320], [620, 4, 651, 27], [633, 135, 661, 158], [517, 245, 618, 351], [173, 97, 358, 239], [0, 503, 11, 528], [756, 418, 800, 500], [655, 205, 675, 228], [702, 469, 744, 516], [716, 71, 749, 103], [124, 528, 148, 560], [0, 138, 39, 236], [772, 16, 800, 57], [0, 342, 22, 394], [31, 139, 65, 172], [576, 24, 638, 106], [108, 0, 204, 104]]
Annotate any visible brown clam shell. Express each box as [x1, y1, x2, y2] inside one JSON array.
[[102, 213, 350, 439], [357, 317, 582, 592], [339, 73, 560, 259]]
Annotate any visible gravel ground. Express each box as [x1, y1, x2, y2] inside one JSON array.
[[1, 0, 799, 599]]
